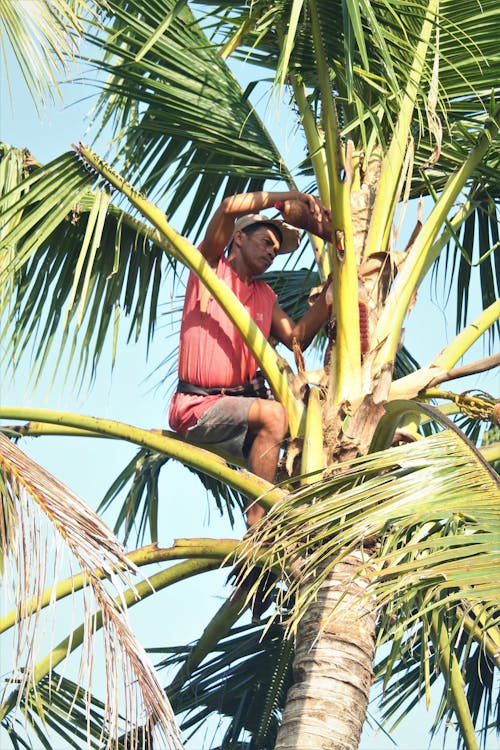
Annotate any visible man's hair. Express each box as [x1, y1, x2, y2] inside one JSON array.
[[240, 221, 283, 245], [226, 221, 283, 255]]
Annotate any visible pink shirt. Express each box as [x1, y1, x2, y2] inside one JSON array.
[[169, 254, 277, 434]]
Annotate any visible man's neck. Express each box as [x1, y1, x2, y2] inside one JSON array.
[[229, 255, 253, 283]]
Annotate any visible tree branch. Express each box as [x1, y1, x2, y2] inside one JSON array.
[[425, 353, 500, 388]]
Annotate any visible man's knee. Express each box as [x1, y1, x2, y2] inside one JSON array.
[[248, 399, 288, 440]]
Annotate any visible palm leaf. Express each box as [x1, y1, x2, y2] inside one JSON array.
[[430, 185, 500, 343], [98, 446, 246, 546], [0, 0, 96, 108], [263, 267, 321, 320], [235, 427, 499, 633], [3, 670, 167, 750], [0, 146, 175, 384], [230, 421, 499, 742], [80, 0, 500, 341], [175, 0, 499, 173], [157, 621, 294, 748], [7, 672, 113, 750], [372, 616, 499, 745], [84, 0, 293, 237]]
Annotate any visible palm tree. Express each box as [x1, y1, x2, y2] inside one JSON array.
[[0, 0, 499, 748]]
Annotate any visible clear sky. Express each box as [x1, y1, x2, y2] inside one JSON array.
[[1, 52, 497, 750]]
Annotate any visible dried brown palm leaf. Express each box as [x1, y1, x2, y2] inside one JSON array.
[[0, 433, 183, 749]]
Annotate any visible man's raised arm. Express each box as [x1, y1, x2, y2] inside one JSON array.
[[199, 190, 323, 265]]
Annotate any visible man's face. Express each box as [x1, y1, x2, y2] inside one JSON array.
[[237, 226, 281, 275]]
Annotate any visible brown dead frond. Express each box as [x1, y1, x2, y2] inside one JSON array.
[[0, 433, 183, 749]]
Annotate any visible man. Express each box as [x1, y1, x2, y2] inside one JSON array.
[[169, 190, 331, 526]]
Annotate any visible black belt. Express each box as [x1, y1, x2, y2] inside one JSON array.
[[177, 372, 268, 399]]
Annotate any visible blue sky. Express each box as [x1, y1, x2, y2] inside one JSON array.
[[1, 50, 497, 750]]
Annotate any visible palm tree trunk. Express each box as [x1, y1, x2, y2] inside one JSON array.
[[275, 554, 377, 750]]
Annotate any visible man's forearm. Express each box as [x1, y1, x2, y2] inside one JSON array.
[[293, 287, 331, 351], [220, 190, 322, 218]]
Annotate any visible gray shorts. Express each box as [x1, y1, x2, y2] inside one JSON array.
[[185, 396, 257, 459]]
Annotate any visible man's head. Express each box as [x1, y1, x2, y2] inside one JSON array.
[[229, 214, 301, 254]]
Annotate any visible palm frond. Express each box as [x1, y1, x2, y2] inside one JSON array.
[[432, 186, 500, 344], [195, 0, 499, 166], [372, 614, 499, 746], [98, 446, 246, 546], [0, 432, 182, 749], [263, 267, 321, 321], [394, 345, 421, 380], [0, 146, 175, 384], [157, 621, 293, 748], [229, 423, 499, 742], [84, 0, 293, 237], [235, 428, 499, 634], [79, 0, 500, 331], [0, 0, 95, 108], [5, 672, 114, 750]]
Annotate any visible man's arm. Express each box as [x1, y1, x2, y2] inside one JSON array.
[[199, 190, 323, 266], [271, 281, 331, 352]]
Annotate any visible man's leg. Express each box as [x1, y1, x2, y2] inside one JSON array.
[[183, 395, 287, 526], [245, 399, 288, 526]]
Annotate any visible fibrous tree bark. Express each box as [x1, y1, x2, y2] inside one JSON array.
[[275, 555, 377, 750]]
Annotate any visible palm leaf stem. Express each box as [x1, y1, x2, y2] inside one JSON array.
[[390, 307, 500, 400], [308, 0, 361, 401], [289, 73, 330, 207], [308, 0, 343, 195], [370, 398, 500, 469], [479, 443, 500, 464], [0, 539, 236, 634], [430, 610, 479, 750], [461, 611, 500, 671], [75, 144, 305, 435], [0, 421, 248, 469], [418, 195, 474, 287], [299, 386, 326, 483], [0, 557, 220, 723], [364, 0, 439, 263], [369, 399, 424, 452], [217, 17, 254, 60], [375, 103, 500, 366], [0, 407, 287, 506], [431, 300, 500, 371], [0, 422, 114, 438], [425, 353, 500, 389], [289, 72, 330, 278], [167, 588, 248, 696]]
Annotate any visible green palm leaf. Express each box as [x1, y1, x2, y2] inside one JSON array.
[[7, 672, 113, 749], [373, 616, 499, 743], [84, 0, 293, 235], [0, 0, 96, 108], [236, 427, 499, 631], [98, 446, 246, 545], [158, 621, 294, 748], [82, 0, 499, 332], [0, 146, 175, 384]]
